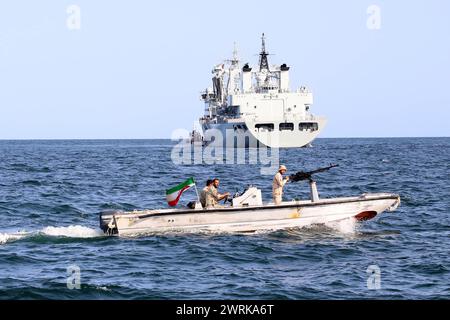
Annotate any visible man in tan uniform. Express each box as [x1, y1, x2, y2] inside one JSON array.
[[272, 165, 289, 205], [205, 178, 230, 208], [199, 179, 213, 208]]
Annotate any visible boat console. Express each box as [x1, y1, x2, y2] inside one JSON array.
[[231, 186, 263, 207]]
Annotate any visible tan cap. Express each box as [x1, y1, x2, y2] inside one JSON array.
[[279, 165, 287, 171]]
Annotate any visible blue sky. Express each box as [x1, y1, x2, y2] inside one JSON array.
[[0, 0, 449, 139]]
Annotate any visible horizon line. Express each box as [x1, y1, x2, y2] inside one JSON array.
[[0, 136, 448, 141]]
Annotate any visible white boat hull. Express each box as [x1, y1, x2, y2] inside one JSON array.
[[100, 193, 400, 236]]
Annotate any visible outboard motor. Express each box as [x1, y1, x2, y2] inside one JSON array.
[[99, 210, 121, 235]]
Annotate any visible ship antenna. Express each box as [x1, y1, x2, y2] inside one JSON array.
[[259, 33, 270, 71], [227, 42, 239, 67], [233, 42, 238, 61]]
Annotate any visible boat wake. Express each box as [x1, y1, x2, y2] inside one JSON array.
[[0, 225, 104, 245], [40, 225, 104, 238], [0, 231, 28, 245]]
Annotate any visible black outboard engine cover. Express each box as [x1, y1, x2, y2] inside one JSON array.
[[186, 201, 196, 209], [99, 210, 122, 234]]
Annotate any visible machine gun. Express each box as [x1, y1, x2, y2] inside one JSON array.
[[288, 164, 339, 202], [289, 164, 339, 182]]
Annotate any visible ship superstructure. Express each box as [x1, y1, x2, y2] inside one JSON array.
[[199, 34, 326, 148]]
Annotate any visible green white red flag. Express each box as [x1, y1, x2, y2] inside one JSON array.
[[165, 177, 195, 207]]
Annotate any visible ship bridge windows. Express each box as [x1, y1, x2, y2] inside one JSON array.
[[255, 123, 274, 132], [279, 123, 294, 131], [299, 122, 319, 131]]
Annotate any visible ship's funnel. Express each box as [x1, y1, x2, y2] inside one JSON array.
[[280, 64, 290, 92], [242, 63, 252, 93]]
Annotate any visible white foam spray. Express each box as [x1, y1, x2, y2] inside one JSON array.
[[0, 231, 29, 244], [325, 218, 358, 234], [0, 225, 104, 245], [41, 225, 104, 238]]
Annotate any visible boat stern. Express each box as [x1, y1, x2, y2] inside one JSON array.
[[99, 210, 121, 235]]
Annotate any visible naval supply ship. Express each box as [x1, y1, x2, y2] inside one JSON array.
[[199, 34, 326, 148]]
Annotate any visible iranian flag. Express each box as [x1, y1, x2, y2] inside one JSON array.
[[165, 177, 196, 207]]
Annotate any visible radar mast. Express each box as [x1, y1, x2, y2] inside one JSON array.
[[258, 33, 270, 71]]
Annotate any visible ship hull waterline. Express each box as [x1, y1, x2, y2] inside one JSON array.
[[100, 193, 400, 236]]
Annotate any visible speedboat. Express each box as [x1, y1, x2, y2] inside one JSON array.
[[99, 166, 400, 236]]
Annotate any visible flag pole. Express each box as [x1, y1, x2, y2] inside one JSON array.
[[193, 178, 200, 203]]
